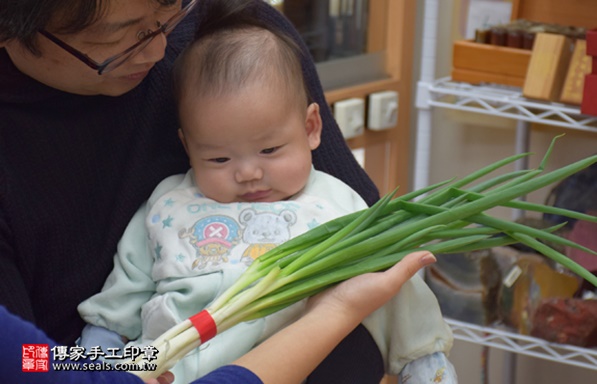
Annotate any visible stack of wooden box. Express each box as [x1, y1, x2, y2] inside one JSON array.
[[451, 0, 597, 99], [521, 32, 592, 104]]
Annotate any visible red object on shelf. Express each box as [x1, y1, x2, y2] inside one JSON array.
[[531, 298, 597, 347], [581, 73, 597, 115], [566, 211, 597, 273], [586, 29, 597, 57]]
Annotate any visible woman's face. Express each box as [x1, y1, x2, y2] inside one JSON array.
[[2, 0, 181, 96]]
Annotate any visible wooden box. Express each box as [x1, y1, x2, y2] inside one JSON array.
[[452, 41, 530, 87], [522, 33, 573, 101], [560, 39, 591, 105], [451, 0, 597, 87]]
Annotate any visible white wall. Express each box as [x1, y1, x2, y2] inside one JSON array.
[[410, 0, 597, 382]]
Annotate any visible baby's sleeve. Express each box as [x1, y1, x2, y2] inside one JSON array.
[[362, 272, 454, 375], [77, 174, 187, 340], [78, 203, 156, 341]]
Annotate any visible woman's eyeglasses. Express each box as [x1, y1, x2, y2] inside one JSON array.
[[39, 0, 197, 75]]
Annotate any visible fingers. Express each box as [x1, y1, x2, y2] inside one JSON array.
[[385, 251, 436, 285], [155, 371, 175, 384], [339, 251, 436, 309]]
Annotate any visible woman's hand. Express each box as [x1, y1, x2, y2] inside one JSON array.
[[234, 251, 437, 384], [306, 251, 437, 326], [145, 371, 174, 384]]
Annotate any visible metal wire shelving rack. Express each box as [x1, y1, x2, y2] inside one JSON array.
[[423, 77, 597, 133], [446, 318, 597, 371], [414, 1, 597, 381]]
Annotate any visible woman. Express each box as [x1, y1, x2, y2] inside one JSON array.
[[0, 0, 381, 382]]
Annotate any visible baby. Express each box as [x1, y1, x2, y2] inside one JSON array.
[[78, 3, 455, 383]]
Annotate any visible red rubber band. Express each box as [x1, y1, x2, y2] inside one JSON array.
[[189, 310, 217, 343]]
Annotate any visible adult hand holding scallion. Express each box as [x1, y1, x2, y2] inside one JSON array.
[[130, 136, 597, 380]]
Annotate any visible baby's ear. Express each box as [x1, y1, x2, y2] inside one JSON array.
[[178, 128, 190, 155], [305, 103, 322, 150]]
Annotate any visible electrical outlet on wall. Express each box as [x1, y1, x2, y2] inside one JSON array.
[[367, 90, 398, 130], [334, 98, 365, 139]]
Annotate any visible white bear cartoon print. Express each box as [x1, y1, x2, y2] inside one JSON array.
[[239, 208, 297, 264]]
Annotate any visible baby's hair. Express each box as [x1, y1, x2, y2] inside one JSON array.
[[172, 0, 312, 111]]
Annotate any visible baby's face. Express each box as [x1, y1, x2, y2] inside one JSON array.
[[178, 83, 321, 203]]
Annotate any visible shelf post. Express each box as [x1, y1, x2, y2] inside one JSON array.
[[413, 0, 440, 193], [512, 120, 530, 220]]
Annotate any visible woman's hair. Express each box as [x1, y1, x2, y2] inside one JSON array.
[[172, 0, 312, 112], [0, 0, 177, 54]]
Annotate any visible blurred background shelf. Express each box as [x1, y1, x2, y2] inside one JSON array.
[[414, 1, 597, 383], [446, 318, 597, 372], [421, 77, 597, 133]]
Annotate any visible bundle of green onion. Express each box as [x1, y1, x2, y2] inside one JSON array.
[[131, 137, 597, 379]]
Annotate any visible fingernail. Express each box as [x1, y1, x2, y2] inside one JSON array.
[[420, 252, 436, 266]]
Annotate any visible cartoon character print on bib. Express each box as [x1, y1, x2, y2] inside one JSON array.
[[148, 186, 338, 280], [238, 208, 297, 265], [178, 215, 241, 269]]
